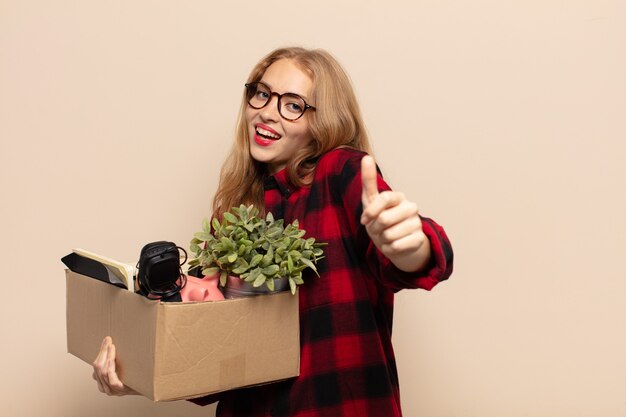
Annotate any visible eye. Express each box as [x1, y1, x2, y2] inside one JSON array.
[[256, 90, 270, 100], [282, 95, 306, 114], [247, 83, 272, 107], [285, 101, 303, 113]]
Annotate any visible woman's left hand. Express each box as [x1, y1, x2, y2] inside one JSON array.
[[360, 155, 431, 272]]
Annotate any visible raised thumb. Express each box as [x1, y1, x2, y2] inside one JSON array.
[[361, 155, 379, 205]]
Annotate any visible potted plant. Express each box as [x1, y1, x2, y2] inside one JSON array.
[[188, 205, 326, 297]]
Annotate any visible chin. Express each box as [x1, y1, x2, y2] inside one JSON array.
[[249, 145, 271, 164]]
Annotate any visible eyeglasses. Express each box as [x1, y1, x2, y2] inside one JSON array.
[[245, 82, 316, 121]]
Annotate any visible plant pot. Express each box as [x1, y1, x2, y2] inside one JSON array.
[[223, 275, 289, 299]]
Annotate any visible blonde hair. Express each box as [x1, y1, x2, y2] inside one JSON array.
[[212, 47, 373, 217]]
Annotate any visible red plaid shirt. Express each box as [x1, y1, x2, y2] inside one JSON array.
[[191, 148, 453, 416]]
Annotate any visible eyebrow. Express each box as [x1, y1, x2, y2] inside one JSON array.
[[259, 80, 311, 102]]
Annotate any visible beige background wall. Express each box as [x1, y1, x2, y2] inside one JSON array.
[[1, 1, 624, 416]]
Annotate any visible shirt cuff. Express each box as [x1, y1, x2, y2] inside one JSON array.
[[369, 216, 453, 291]]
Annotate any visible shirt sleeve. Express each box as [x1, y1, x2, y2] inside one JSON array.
[[339, 152, 454, 291]]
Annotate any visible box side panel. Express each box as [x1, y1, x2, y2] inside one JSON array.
[[109, 282, 158, 400], [66, 271, 158, 400], [239, 291, 300, 389], [66, 270, 113, 362], [153, 298, 248, 400], [152, 291, 300, 401]]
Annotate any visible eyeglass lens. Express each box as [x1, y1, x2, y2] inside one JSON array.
[[246, 83, 307, 121]]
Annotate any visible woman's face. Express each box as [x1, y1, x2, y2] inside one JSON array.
[[246, 59, 314, 174]]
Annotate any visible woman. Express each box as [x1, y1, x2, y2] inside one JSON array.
[[93, 47, 453, 417]]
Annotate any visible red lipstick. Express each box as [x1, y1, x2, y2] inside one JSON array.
[[253, 123, 281, 147]]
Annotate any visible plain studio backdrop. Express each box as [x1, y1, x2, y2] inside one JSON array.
[[1, 1, 625, 416]]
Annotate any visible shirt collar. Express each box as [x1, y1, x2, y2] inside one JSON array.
[[264, 167, 295, 198]]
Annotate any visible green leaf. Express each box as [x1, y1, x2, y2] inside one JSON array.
[[293, 265, 308, 273], [201, 267, 219, 277], [223, 212, 238, 224], [289, 277, 296, 295], [212, 217, 221, 232], [227, 252, 238, 263], [194, 231, 213, 241], [245, 267, 261, 282], [218, 236, 232, 250], [300, 257, 318, 275], [266, 228, 282, 239], [289, 239, 301, 251], [261, 246, 274, 267], [292, 274, 304, 285], [231, 258, 249, 274], [220, 271, 228, 287], [287, 254, 294, 272], [250, 254, 263, 267], [253, 273, 266, 287], [262, 264, 280, 277], [266, 278, 275, 291], [288, 250, 302, 261], [266, 211, 274, 223]]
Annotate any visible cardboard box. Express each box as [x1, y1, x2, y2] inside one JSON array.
[[66, 270, 300, 401]]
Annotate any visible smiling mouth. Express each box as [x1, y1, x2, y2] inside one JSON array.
[[256, 127, 281, 140]]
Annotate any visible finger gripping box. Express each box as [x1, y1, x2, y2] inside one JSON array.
[[66, 270, 300, 401]]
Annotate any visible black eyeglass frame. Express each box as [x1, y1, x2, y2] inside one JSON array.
[[245, 81, 316, 121]]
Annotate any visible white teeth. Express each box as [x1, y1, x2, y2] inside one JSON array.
[[256, 127, 281, 139]]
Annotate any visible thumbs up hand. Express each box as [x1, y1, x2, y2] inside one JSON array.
[[360, 155, 431, 272]]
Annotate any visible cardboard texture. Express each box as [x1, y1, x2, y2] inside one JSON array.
[[66, 270, 300, 401]]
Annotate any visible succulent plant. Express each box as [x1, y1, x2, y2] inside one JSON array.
[[189, 205, 326, 295]]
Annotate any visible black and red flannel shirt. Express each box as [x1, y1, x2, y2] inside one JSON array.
[[192, 148, 453, 416]]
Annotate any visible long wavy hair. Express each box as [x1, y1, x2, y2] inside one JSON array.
[[212, 47, 373, 218]]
